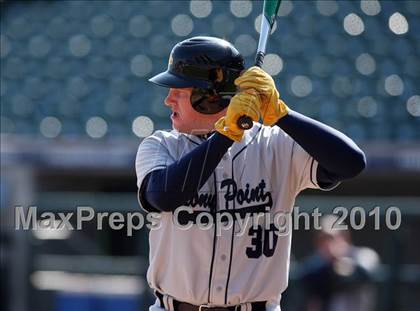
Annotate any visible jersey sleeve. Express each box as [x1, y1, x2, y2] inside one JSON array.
[[270, 126, 339, 195], [135, 132, 175, 212], [290, 139, 341, 194], [290, 141, 318, 192]]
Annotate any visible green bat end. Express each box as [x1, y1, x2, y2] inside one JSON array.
[[264, 0, 282, 28]]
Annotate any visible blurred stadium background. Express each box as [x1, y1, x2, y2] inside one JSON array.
[[0, 0, 419, 310]]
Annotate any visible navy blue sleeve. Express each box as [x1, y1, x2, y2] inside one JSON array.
[[140, 132, 233, 212], [275, 110, 366, 186]]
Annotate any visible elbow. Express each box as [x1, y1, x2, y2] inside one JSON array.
[[141, 171, 174, 212], [145, 191, 175, 212], [346, 149, 367, 179], [355, 148, 367, 175]]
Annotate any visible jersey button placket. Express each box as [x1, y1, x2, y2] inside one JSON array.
[[211, 207, 234, 304], [211, 155, 234, 304]]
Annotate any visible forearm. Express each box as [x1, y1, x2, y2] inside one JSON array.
[[142, 132, 233, 212], [276, 110, 366, 180]]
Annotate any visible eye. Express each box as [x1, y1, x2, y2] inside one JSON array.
[[179, 89, 192, 98], [171, 89, 183, 98]]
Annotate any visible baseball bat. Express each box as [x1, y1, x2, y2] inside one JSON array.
[[236, 0, 282, 130]]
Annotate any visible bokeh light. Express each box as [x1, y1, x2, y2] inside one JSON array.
[[150, 35, 172, 58], [129, 15, 152, 38], [171, 14, 194, 37], [291, 76, 312, 97], [262, 54, 283, 76], [190, 0, 213, 18], [389, 12, 409, 35], [29, 35, 51, 58], [406, 95, 420, 117], [230, 0, 252, 18], [40, 117, 62, 138], [316, 0, 338, 16], [311, 56, 332, 77], [130, 55, 153, 77], [212, 14, 235, 36], [343, 13, 364, 36], [384, 74, 404, 96], [234, 34, 257, 57], [360, 0, 381, 16], [69, 34, 92, 57], [278, 0, 293, 17], [91, 14, 114, 38], [47, 16, 68, 39], [7, 16, 30, 39], [132, 116, 154, 137], [86, 117, 108, 138], [332, 76, 353, 98], [356, 53, 376, 76], [357, 97, 378, 118]]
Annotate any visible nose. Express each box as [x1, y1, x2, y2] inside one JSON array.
[[164, 89, 176, 107]]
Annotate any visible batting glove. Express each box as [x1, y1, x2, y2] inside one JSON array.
[[235, 66, 289, 126], [215, 89, 261, 142]]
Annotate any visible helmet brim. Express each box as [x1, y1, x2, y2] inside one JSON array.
[[148, 70, 211, 89]]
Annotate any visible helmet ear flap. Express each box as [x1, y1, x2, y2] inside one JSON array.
[[190, 88, 229, 114]]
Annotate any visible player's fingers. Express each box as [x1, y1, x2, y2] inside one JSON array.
[[237, 66, 272, 81], [234, 81, 271, 97], [242, 66, 267, 78], [230, 93, 260, 121], [235, 77, 274, 93], [235, 75, 266, 87]]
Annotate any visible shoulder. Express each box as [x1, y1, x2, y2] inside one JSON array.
[[143, 129, 180, 141], [139, 129, 183, 147], [136, 129, 197, 159]]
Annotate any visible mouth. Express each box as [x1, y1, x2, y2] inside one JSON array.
[[171, 111, 179, 120]]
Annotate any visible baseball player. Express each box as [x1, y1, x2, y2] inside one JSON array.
[[135, 37, 366, 311]]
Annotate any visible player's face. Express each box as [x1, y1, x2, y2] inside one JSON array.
[[165, 88, 226, 134]]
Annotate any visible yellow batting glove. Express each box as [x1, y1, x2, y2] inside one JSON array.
[[215, 90, 261, 142], [235, 66, 289, 126]]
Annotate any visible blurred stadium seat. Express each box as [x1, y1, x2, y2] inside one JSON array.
[[1, 0, 419, 141]]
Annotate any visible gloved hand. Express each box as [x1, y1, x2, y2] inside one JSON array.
[[235, 66, 289, 126], [215, 89, 260, 142]]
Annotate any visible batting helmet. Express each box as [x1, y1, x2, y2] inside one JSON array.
[[149, 36, 245, 114]]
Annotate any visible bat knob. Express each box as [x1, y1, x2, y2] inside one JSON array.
[[237, 115, 253, 130]]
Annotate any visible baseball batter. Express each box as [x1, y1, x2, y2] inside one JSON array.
[[135, 37, 366, 311]]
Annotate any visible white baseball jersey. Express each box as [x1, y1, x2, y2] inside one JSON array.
[[135, 123, 332, 309]]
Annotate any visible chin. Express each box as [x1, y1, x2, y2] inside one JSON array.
[[172, 124, 188, 134], [173, 121, 213, 135]]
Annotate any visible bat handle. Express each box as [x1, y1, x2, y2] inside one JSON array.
[[254, 51, 265, 68], [236, 51, 266, 130]]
